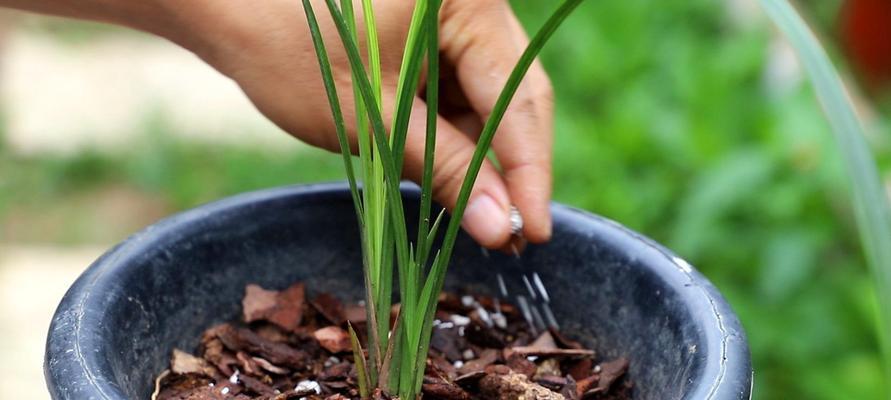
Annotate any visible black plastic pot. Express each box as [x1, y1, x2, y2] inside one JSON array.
[[45, 183, 752, 399]]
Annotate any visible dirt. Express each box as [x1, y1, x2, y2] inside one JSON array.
[[154, 282, 632, 400]]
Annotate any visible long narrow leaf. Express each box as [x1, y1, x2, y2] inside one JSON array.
[[412, 250, 444, 394], [374, 225, 394, 373], [361, 0, 388, 327], [339, 0, 374, 213], [759, 0, 891, 390], [418, 208, 446, 270], [383, 315, 405, 391], [348, 323, 371, 399], [338, 0, 387, 385], [390, 2, 429, 170], [381, 4, 429, 325], [416, 0, 442, 273], [378, 307, 403, 391], [302, 0, 363, 223], [361, 0, 383, 103]]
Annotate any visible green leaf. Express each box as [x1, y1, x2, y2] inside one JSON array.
[[373, 226, 394, 374], [416, 0, 441, 275], [418, 208, 446, 270], [361, 0, 383, 103], [390, 2, 429, 171], [348, 323, 371, 399], [338, 0, 373, 197], [759, 0, 891, 392], [412, 250, 444, 394], [301, 0, 363, 223], [381, 314, 404, 391]]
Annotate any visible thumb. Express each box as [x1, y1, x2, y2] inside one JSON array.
[[401, 99, 513, 249]]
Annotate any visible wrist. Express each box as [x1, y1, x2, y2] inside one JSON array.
[[87, 0, 179, 39], [110, 1, 256, 75]]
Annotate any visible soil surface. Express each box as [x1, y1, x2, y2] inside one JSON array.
[[154, 282, 632, 400]]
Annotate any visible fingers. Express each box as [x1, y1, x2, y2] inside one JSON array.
[[440, 0, 554, 243], [402, 99, 514, 249]]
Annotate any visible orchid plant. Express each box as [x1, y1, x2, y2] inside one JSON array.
[[301, 0, 584, 398]]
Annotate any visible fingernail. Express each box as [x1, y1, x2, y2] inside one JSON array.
[[462, 194, 509, 246]]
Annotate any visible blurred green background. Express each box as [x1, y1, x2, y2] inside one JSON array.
[[1, 0, 890, 398]]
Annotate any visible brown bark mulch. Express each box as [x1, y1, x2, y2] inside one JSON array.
[[153, 282, 632, 400]]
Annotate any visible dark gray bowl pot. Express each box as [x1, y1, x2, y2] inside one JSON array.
[[45, 183, 752, 399]]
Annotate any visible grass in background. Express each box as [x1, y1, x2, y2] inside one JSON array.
[[0, 0, 889, 398]]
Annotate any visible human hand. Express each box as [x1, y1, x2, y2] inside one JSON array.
[[135, 0, 555, 249]]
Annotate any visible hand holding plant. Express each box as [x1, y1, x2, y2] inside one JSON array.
[[203, 0, 557, 249]]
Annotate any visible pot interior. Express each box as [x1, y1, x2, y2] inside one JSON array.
[[46, 184, 750, 400]]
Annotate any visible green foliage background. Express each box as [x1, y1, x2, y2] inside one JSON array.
[[1, 0, 890, 398]]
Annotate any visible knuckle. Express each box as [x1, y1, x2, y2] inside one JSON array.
[[505, 157, 550, 183], [443, 0, 505, 15], [512, 94, 537, 115], [441, 0, 509, 45], [515, 71, 553, 109]]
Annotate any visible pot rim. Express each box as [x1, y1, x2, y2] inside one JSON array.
[[44, 182, 752, 400]]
